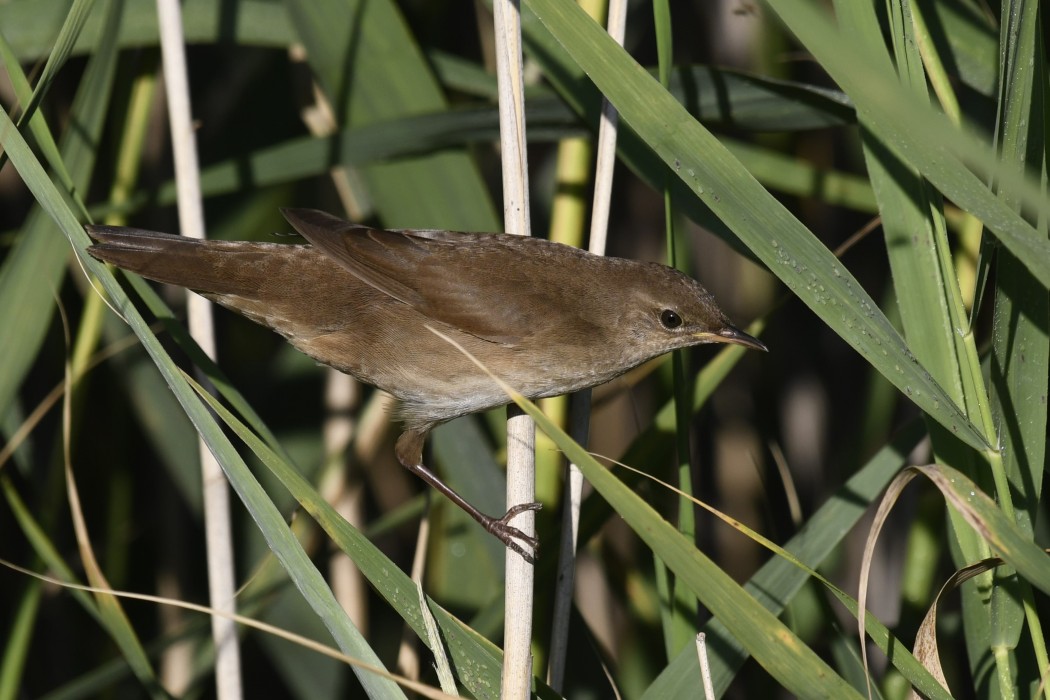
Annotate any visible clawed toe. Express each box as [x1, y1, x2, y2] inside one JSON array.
[[486, 502, 542, 563], [502, 537, 537, 563], [504, 501, 543, 518]]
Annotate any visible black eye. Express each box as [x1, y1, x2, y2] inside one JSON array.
[[660, 309, 683, 329]]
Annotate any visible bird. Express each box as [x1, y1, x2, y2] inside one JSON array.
[[86, 208, 766, 562]]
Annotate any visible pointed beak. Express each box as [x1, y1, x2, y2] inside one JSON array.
[[697, 326, 768, 352]]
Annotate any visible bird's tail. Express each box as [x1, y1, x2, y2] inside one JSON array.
[[86, 225, 290, 298]]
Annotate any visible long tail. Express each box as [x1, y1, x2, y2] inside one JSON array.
[[84, 224, 371, 361], [86, 225, 296, 298]]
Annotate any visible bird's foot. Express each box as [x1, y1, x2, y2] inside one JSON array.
[[483, 502, 542, 564]]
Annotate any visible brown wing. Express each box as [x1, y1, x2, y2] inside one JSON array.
[[281, 208, 570, 345]]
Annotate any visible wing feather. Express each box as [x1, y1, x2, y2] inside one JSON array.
[[282, 208, 576, 345]]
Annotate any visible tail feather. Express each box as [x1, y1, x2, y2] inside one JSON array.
[[86, 225, 295, 299]]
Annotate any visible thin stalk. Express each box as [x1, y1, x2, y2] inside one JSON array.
[[154, 0, 242, 696], [493, 0, 536, 696]]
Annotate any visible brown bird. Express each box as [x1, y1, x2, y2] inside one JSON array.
[[86, 208, 766, 561]]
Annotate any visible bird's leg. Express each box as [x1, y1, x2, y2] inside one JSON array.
[[395, 428, 541, 563]]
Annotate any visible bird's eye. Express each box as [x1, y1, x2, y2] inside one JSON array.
[[660, 309, 683, 329]]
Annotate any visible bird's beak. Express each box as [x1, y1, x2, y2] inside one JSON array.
[[696, 326, 768, 352]]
